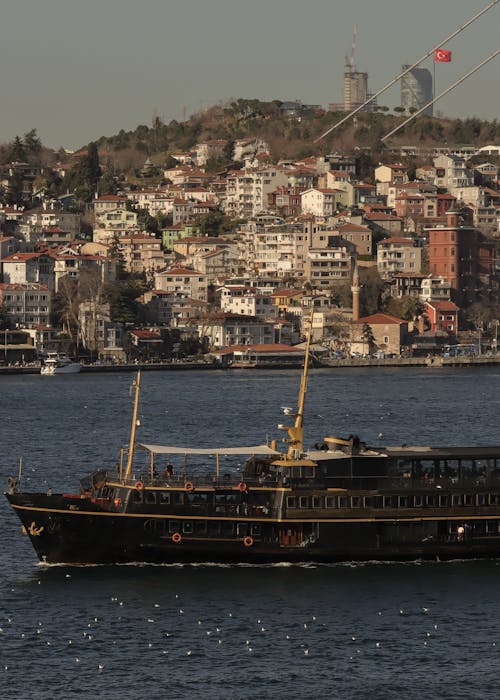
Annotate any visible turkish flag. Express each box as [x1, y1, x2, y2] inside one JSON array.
[[435, 49, 452, 62]]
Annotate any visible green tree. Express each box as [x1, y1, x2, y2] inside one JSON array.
[[23, 129, 42, 157], [10, 136, 26, 162]]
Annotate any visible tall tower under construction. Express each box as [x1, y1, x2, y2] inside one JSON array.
[[401, 65, 433, 116], [330, 26, 375, 112]]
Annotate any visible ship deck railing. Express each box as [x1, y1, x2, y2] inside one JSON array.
[[117, 474, 282, 490]]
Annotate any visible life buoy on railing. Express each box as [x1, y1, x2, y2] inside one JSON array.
[[135, 481, 144, 491], [243, 536, 254, 547], [184, 481, 194, 492], [238, 482, 248, 492], [172, 532, 182, 544]]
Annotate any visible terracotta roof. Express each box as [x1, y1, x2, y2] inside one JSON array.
[[1, 252, 46, 262], [378, 237, 415, 246], [160, 267, 204, 276], [425, 300, 459, 311], [355, 313, 406, 325]]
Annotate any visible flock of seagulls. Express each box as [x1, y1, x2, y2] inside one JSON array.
[[0, 583, 455, 676], [2, 573, 499, 685]]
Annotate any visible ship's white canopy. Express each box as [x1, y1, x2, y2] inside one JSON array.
[[138, 443, 278, 456]]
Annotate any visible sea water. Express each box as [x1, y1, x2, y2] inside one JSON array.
[[0, 367, 498, 699]]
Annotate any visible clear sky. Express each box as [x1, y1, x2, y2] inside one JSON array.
[[1, 0, 498, 150]]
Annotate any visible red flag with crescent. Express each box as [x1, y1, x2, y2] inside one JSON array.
[[435, 49, 452, 62]]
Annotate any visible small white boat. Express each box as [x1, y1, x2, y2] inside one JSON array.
[[40, 353, 81, 375]]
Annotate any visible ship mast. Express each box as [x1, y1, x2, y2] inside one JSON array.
[[124, 370, 141, 481], [286, 317, 313, 458]]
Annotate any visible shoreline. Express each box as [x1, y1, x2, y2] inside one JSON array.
[[1, 354, 499, 375]]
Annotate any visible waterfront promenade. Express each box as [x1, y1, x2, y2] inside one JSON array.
[[1, 354, 499, 375]]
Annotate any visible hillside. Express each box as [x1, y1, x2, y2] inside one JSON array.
[[90, 99, 500, 171]]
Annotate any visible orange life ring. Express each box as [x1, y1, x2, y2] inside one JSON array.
[[135, 481, 144, 491], [172, 532, 182, 544], [238, 482, 248, 492], [243, 536, 254, 547], [184, 481, 194, 491]]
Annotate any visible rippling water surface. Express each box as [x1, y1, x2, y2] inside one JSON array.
[[1, 367, 499, 699]]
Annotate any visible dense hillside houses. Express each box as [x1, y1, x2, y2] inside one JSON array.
[[0, 118, 499, 362]]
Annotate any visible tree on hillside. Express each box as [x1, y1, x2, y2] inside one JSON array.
[[23, 129, 42, 158], [10, 136, 26, 162], [196, 210, 238, 237], [359, 267, 385, 316]]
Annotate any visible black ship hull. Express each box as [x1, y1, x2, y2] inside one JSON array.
[[8, 493, 500, 565]]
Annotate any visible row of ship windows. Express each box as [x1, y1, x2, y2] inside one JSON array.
[[287, 493, 500, 509], [143, 520, 262, 537]]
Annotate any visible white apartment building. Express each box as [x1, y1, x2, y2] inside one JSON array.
[[200, 315, 275, 349], [0, 282, 51, 327], [225, 167, 288, 219], [240, 222, 308, 279], [305, 238, 355, 289], [377, 237, 422, 278], [301, 188, 344, 217], [194, 140, 227, 166], [433, 154, 474, 189], [126, 190, 176, 216], [93, 208, 140, 244], [219, 286, 277, 319], [154, 266, 208, 302]]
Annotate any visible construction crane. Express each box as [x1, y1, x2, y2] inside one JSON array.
[[315, 0, 499, 143]]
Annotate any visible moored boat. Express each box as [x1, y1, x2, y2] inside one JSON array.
[[40, 353, 81, 375], [6, 331, 500, 565]]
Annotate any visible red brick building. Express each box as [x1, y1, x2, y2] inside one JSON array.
[[424, 300, 459, 335], [427, 211, 495, 303]]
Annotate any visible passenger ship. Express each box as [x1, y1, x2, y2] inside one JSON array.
[[6, 332, 500, 564]]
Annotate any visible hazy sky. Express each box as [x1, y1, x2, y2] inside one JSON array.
[[1, 0, 498, 149]]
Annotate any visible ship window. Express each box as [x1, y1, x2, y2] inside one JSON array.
[[351, 496, 362, 508], [339, 496, 349, 508], [464, 494, 473, 506], [425, 495, 435, 507], [451, 494, 461, 506], [372, 496, 383, 509], [237, 523, 249, 536], [194, 521, 207, 535], [171, 492, 182, 505], [159, 492, 171, 505], [489, 494, 500, 506], [222, 522, 234, 536], [299, 497, 310, 509], [303, 467, 314, 478], [399, 496, 408, 508], [145, 491, 156, 505], [414, 495, 423, 507], [292, 467, 302, 479], [251, 524, 261, 536], [312, 496, 323, 508], [326, 496, 337, 508], [438, 495, 449, 507], [168, 520, 180, 534], [486, 521, 498, 534], [183, 521, 193, 534], [287, 497, 296, 508], [477, 494, 486, 506], [208, 521, 221, 537]]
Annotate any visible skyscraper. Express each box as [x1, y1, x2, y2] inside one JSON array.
[[401, 65, 433, 116]]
